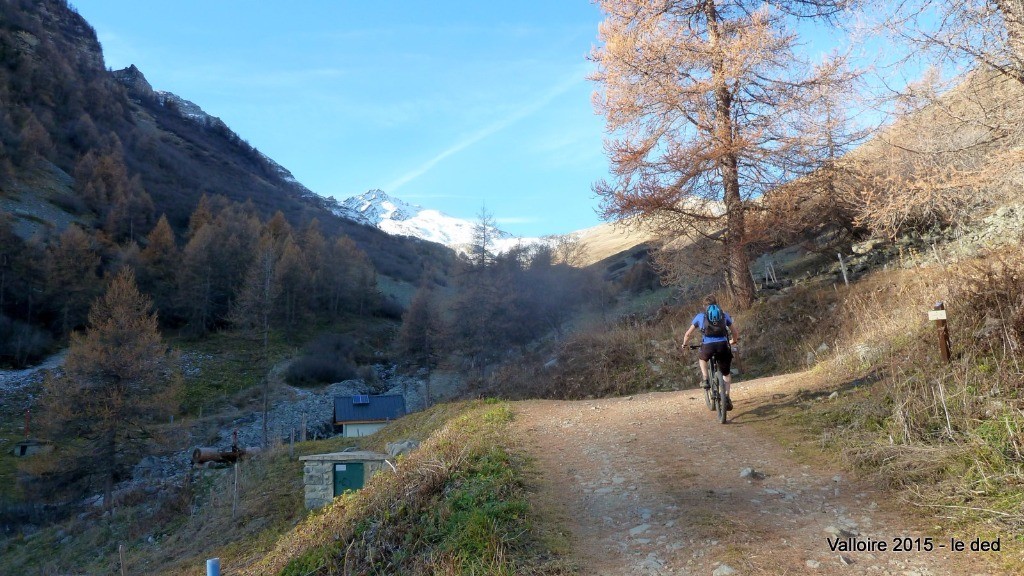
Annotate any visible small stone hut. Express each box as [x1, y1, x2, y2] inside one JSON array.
[[10, 439, 52, 457], [299, 450, 391, 509]]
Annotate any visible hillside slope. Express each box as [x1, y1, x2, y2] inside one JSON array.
[[575, 219, 659, 266], [0, 0, 452, 281]]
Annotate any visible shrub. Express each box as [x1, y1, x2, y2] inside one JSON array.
[[487, 320, 690, 401], [285, 356, 358, 387], [0, 314, 54, 368], [620, 260, 660, 293], [373, 295, 405, 320], [285, 333, 359, 387]]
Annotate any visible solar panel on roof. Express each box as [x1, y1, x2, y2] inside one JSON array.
[[352, 395, 370, 405]]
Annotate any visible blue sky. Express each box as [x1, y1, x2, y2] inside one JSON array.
[[71, 1, 610, 237]]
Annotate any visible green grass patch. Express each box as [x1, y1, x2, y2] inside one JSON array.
[[377, 275, 417, 309], [174, 330, 295, 414], [257, 402, 569, 576], [0, 432, 23, 501]]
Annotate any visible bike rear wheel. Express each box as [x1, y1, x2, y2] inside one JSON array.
[[714, 369, 727, 424]]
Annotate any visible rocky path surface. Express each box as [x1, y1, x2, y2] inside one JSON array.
[[518, 373, 1011, 576]]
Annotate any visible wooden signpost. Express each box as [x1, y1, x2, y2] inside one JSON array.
[[929, 301, 951, 363]]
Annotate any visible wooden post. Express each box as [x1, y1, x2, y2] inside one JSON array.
[[118, 544, 126, 576], [300, 413, 307, 442], [931, 302, 951, 363], [837, 253, 849, 287]]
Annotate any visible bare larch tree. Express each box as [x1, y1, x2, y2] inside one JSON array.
[[590, 0, 851, 306]]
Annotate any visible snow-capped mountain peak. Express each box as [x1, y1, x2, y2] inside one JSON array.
[[342, 189, 419, 226], [338, 190, 532, 252]]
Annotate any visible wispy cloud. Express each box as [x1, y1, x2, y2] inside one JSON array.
[[494, 216, 538, 224], [385, 66, 588, 192], [402, 193, 477, 200]]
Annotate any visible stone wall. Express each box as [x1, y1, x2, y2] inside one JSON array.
[[300, 452, 390, 509], [302, 460, 335, 509]]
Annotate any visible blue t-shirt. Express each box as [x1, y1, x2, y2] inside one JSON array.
[[692, 312, 732, 344]]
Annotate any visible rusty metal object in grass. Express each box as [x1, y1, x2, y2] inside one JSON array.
[[191, 446, 260, 466]]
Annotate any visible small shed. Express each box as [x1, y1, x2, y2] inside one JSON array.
[[10, 439, 52, 457], [299, 450, 390, 509], [333, 394, 406, 437]]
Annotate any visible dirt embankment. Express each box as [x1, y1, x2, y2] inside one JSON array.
[[517, 373, 1016, 575]]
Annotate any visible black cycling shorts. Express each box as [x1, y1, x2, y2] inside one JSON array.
[[698, 341, 732, 375]]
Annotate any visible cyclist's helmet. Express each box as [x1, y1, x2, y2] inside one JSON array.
[[706, 304, 723, 325]]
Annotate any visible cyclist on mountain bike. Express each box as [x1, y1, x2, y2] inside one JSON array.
[[681, 295, 740, 411]]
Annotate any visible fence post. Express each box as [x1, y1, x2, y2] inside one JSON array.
[[930, 301, 951, 363], [119, 544, 126, 576]]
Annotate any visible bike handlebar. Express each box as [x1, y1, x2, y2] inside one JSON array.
[[685, 342, 737, 350]]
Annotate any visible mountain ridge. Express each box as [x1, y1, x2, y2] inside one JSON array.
[[339, 189, 537, 253], [0, 0, 455, 284], [111, 63, 321, 203]]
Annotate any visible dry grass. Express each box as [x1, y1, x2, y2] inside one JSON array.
[[0, 401, 493, 576], [487, 319, 692, 401], [752, 241, 1024, 534], [171, 401, 490, 576]]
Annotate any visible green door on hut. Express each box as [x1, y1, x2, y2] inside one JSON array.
[[333, 462, 364, 495]]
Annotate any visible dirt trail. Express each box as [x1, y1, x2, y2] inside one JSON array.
[[518, 373, 1012, 576]]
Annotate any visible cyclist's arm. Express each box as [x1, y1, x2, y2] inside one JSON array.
[[728, 323, 740, 344], [681, 324, 697, 347]]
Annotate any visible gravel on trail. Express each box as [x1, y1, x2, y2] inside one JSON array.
[[517, 373, 1013, 575]]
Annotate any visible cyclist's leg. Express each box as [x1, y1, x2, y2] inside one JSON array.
[[697, 344, 712, 387]]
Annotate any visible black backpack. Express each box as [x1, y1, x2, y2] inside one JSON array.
[[704, 304, 728, 338]]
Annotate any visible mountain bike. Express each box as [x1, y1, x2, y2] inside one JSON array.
[[690, 344, 727, 424]]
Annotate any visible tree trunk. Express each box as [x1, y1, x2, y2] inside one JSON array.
[[726, 209, 754, 306], [722, 155, 754, 306], [262, 319, 269, 449], [706, 0, 755, 308], [103, 428, 116, 511]]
